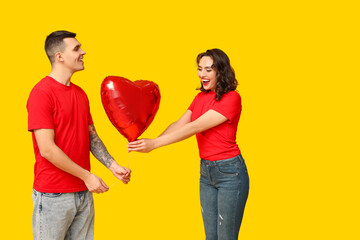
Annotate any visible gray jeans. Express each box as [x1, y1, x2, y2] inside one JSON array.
[[32, 189, 94, 240]]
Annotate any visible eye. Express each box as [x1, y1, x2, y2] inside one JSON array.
[[73, 45, 81, 51], [198, 68, 202, 71], [206, 69, 212, 72]]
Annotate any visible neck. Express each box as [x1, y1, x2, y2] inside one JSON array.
[[48, 65, 74, 86]]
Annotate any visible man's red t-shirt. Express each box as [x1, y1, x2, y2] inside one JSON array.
[[27, 76, 93, 193], [188, 91, 241, 161]]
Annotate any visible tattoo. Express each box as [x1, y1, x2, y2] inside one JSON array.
[[89, 124, 114, 168]]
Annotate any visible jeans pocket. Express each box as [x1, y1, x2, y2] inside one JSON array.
[[42, 192, 63, 198], [200, 164, 207, 176], [215, 165, 239, 176]]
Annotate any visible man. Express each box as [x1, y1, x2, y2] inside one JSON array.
[[27, 30, 131, 240]]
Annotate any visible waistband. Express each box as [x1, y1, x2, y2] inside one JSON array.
[[201, 154, 244, 166]]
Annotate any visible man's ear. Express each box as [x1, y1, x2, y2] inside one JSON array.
[[55, 52, 64, 62]]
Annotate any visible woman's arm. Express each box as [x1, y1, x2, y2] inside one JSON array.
[[158, 110, 192, 136], [127, 109, 227, 153]]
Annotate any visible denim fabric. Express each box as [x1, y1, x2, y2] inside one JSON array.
[[200, 155, 249, 240], [32, 189, 94, 240]]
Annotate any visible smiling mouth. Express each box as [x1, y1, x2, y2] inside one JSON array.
[[202, 79, 210, 86]]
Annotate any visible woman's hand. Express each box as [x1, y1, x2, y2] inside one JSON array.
[[127, 138, 156, 153]]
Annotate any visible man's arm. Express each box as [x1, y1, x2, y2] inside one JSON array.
[[89, 124, 131, 184], [89, 124, 114, 168], [34, 129, 109, 193]]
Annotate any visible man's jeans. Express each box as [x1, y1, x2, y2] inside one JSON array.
[[200, 155, 249, 240], [32, 189, 94, 240]]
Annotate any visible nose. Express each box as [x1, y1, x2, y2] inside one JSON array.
[[81, 48, 86, 55], [199, 69, 206, 78]]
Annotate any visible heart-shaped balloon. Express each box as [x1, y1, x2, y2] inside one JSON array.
[[101, 76, 161, 142]]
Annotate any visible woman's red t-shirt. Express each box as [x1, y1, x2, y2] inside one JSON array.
[[188, 90, 242, 161]]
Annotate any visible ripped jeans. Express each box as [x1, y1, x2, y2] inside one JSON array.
[[200, 155, 249, 240]]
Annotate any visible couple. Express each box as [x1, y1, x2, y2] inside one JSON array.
[[27, 30, 249, 240]]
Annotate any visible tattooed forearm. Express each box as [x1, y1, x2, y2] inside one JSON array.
[[89, 124, 114, 168]]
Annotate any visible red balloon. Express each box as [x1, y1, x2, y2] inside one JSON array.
[[101, 76, 161, 142]]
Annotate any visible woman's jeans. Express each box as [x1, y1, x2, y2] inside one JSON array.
[[200, 154, 249, 240]]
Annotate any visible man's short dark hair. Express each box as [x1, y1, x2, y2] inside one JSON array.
[[45, 30, 76, 64]]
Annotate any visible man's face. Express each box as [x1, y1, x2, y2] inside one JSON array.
[[59, 38, 86, 73]]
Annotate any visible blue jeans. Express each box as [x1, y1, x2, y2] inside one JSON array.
[[32, 189, 94, 240], [200, 155, 249, 240]]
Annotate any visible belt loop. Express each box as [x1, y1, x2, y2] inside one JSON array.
[[238, 154, 244, 164]]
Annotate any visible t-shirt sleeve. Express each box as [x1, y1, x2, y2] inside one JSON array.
[[87, 98, 94, 126], [88, 111, 94, 126], [188, 94, 199, 112], [211, 91, 242, 122], [27, 89, 54, 131]]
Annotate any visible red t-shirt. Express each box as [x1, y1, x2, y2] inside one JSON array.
[[188, 91, 241, 161], [27, 76, 93, 193]]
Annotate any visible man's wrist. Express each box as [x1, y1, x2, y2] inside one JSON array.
[[80, 170, 91, 181], [109, 160, 118, 171]]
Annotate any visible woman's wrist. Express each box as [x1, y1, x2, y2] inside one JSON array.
[[152, 137, 163, 150]]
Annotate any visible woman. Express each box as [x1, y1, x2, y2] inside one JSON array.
[[128, 48, 249, 240]]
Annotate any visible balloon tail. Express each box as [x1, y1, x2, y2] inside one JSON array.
[[110, 180, 118, 188], [128, 152, 131, 168], [110, 152, 131, 189]]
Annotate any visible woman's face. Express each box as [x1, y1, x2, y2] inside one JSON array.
[[198, 56, 217, 91]]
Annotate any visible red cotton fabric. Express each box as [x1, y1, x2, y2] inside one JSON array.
[[188, 91, 242, 161], [27, 76, 93, 193]]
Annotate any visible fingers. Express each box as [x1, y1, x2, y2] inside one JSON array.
[[99, 179, 109, 192], [127, 146, 143, 152], [128, 139, 143, 147], [127, 139, 146, 152], [115, 166, 131, 175], [128, 147, 144, 152], [128, 143, 147, 152], [92, 180, 109, 194], [85, 173, 109, 194], [120, 176, 131, 184], [114, 169, 131, 184], [119, 166, 131, 175]]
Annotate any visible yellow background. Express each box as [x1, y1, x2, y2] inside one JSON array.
[[0, 0, 359, 239]]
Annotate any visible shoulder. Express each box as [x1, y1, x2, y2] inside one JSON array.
[[223, 90, 240, 98], [220, 91, 241, 103], [195, 91, 214, 100], [71, 83, 90, 103], [28, 77, 52, 99], [71, 82, 84, 91], [191, 91, 205, 102], [71, 83, 88, 95], [31, 77, 50, 90]]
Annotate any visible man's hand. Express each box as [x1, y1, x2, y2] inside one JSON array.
[[83, 172, 109, 193], [109, 162, 131, 184]]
